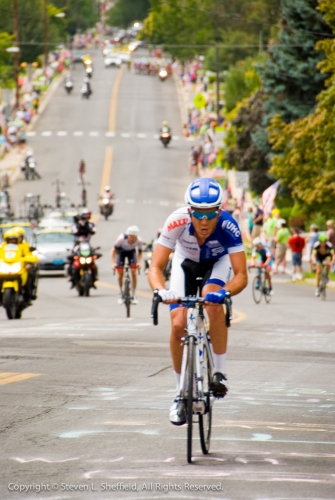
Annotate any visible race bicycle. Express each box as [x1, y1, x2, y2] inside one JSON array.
[[115, 257, 139, 318], [151, 288, 232, 464], [249, 265, 271, 304]]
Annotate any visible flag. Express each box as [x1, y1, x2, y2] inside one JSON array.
[[262, 180, 281, 214]]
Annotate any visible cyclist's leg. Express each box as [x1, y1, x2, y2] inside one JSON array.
[[116, 250, 125, 291], [169, 253, 188, 384], [201, 255, 231, 394], [129, 250, 138, 295], [266, 267, 272, 289]]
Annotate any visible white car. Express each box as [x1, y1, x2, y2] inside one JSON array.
[[104, 54, 122, 68], [35, 228, 74, 272], [117, 52, 131, 63]]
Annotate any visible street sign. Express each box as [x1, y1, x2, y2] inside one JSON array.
[[235, 171, 249, 190], [193, 93, 207, 109]]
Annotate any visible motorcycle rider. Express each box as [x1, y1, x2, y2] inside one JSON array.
[[102, 185, 113, 200], [160, 120, 171, 134], [14, 226, 38, 301], [81, 77, 92, 97], [111, 225, 143, 305], [69, 211, 97, 288], [0, 229, 37, 304]]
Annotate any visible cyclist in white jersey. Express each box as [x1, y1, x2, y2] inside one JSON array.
[[111, 225, 143, 304], [149, 178, 247, 425]]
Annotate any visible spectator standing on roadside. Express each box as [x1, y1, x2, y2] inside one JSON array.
[[305, 224, 319, 272], [252, 202, 263, 238], [274, 220, 290, 274], [326, 220, 335, 272], [263, 210, 278, 249], [288, 228, 305, 281]]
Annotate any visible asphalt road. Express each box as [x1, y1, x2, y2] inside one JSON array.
[[0, 49, 334, 500]]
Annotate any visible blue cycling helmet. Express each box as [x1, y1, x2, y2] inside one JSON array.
[[185, 178, 223, 209]]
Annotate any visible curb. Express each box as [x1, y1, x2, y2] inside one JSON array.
[[172, 70, 188, 129]]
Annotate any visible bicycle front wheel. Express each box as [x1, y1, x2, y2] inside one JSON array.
[[252, 275, 262, 304], [124, 277, 131, 318], [199, 345, 212, 454], [186, 336, 195, 464]]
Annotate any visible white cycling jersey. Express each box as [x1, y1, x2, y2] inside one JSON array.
[[114, 233, 143, 252]]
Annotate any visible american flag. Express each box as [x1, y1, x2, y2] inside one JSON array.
[[262, 180, 281, 213]]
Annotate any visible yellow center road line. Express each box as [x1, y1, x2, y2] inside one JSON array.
[[0, 372, 41, 386], [109, 66, 124, 133], [97, 280, 246, 323], [91, 214, 100, 225], [100, 146, 113, 196]]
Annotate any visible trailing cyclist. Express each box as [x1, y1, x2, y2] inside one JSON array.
[[111, 226, 143, 305], [313, 234, 334, 296], [250, 237, 274, 295], [148, 178, 248, 426]]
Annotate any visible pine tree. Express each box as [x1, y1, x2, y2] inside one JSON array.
[[226, 0, 333, 194]]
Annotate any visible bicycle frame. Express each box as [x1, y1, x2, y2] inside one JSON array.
[[179, 301, 212, 416]]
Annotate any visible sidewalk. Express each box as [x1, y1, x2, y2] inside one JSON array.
[[0, 71, 65, 185]]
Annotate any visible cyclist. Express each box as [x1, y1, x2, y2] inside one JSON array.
[[111, 226, 143, 305], [148, 178, 248, 425], [313, 234, 334, 296], [250, 237, 274, 295]]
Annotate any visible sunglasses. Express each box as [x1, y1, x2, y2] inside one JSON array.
[[191, 209, 219, 221]]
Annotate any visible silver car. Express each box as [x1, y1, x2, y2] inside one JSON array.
[[35, 228, 74, 272]]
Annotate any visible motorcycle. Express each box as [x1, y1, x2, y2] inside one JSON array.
[[69, 240, 101, 296], [64, 80, 74, 94], [0, 243, 38, 319], [143, 242, 173, 281], [160, 131, 171, 148], [143, 242, 153, 274], [99, 195, 114, 220], [158, 68, 168, 81]]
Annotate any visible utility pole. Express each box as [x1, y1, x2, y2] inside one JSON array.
[[43, 0, 48, 68], [12, 0, 20, 109], [215, 44, 220, 119]]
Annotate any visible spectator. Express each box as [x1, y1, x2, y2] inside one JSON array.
[[288, 227, 305, 281], [263, 210, 278, 249], [252, 202, 263, 238], [305, 224, 319, 272], [274, 220, 290, 274], [326, 220, 335, 249]]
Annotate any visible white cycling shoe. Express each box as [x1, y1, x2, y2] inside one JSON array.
[[131, 296, 138, 305], [169, 400, 186, 426]]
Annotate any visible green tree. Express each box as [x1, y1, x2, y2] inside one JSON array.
[[268, 0, 335, 216], [108, 0, 150, 28], [225, 0, 332, 194], [0, 32, 15, 87]]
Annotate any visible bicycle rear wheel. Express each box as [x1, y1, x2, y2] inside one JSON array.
[[252, 275, 262, 304], [199, 345, 212, 454], [263, 276, 272, 303], [186, 336, 195, 464]]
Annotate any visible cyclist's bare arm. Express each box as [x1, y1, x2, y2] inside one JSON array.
[[224, 252, 248, 296], [148, 243, 172, 290], [111, 247, 117, 269], [137, 249, 143, 267]]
